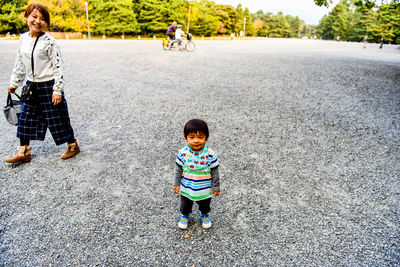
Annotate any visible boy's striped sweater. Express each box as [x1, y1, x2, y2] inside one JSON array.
[[175, 145, 219, 201]]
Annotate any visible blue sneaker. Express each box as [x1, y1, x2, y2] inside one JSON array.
[[200, 213, 212, 229], [178, 214, 189, 230]]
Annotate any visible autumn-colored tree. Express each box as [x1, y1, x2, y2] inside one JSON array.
[[2, 0, 397, 41]]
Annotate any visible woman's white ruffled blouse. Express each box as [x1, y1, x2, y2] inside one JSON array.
[[10, 32, 65, 95]]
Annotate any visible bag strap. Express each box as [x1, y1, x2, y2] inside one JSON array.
[[7, 93, 13, 107], [7, 93, 21, 107], [31, 31, 45, 82]]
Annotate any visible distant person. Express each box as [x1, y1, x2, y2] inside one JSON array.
[[175, 24, 185, 50], [379, 37, 384, 49], [363, 35, 368, 48], [230, 32, 235, 40], [166, 21, 177, 40], [173, 119, 220, 230], [6, 2, 80, 164]]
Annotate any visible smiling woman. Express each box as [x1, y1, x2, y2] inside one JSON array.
[[25, 3, 50, 36], [6, 2, 80, 164]]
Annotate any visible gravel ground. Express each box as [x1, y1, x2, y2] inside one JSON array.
[[0, 38, 399, 266]]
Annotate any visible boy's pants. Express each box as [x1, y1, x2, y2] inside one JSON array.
[[180, 195, 211, 216]]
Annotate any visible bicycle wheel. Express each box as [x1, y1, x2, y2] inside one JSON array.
[[169, 40, 179, 51], [185, 41, 195, 52]]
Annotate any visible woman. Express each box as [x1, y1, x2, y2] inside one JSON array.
[[6, 2, 80, 163]]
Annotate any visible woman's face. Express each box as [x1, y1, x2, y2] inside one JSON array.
[[26, 8, 47, 37]]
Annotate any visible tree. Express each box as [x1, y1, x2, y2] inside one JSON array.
[[301, 24, 314, 38], [373, 2, 400, 42], [347, 3, 376, 41], [286, 15, 303, 38], [189, 0, 219, 36], [136, 0, 184, 35], [0, 0, 27, 33], [331, 0, 351, 39], [234, 3, 244, 33], [214, 4, 239, 34], [316, 0, 399, 43], [42, 0, 88, 32], [258, 11, 274, 36], [0, 0, 325, 39], [243, 8, 256, 36], [253, 19, 263, 36], [314, 0, 394, 7], [91, 0, 138, 35], [316, 0, 350, 40], [317, 14, 335, 39], [268, 12, 291, 37]]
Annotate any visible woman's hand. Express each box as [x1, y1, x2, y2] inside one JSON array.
[[52, 94, 62, 105], [8, 86, 16, 94]]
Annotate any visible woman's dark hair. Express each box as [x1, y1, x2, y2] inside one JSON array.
[[25, 3, 51, 27], [184, 119, 209, 140]]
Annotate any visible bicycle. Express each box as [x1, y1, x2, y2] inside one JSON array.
[[162, 33, 195, 52]]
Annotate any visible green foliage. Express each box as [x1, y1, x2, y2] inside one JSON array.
[[91, 0, 138, 35], [214, 4, 239, 34], [316, 0, 400, 43], [286, 15, 303, 38], [317, 0, 351, 40], [375, 3, 400, 43], [314, 0, 398, 7], [136, 0, 184, 34], [330, 0, 350, 39], [48, 0, 88, 32], [347, 3, 376, 41], [0, 0, 318, 39], [0, 0, 27, 33], [314, 0, 334, 6], [186, 0, 219, 36], [252, 10, 307, 38]]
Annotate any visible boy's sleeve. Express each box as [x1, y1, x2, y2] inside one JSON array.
[[211, 166, 220, 191], [176, 150, 185, 167], [208, 150, 219, 169], [174, 163, 183, 186]]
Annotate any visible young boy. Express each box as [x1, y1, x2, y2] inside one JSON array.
[[175, 24, 185, 50], [173, 119, 220, 229]]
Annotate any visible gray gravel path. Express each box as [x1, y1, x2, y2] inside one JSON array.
[[1, 39, 399, 266]]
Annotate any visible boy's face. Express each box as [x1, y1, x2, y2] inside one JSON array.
[[185, 131, 207, 151]]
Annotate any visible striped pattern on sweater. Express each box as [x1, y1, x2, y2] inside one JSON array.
[[176, 145, 219, 201]]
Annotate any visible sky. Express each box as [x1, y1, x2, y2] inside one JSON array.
[[214, 0, 339, 25]]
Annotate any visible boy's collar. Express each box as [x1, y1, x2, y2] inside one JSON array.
[[186, 144, 207, 153]]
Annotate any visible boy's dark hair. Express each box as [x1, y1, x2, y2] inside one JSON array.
[[25, 3, 51, 27], [184, 119, 209, 140]]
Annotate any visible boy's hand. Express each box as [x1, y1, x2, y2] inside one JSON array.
[[173, 186, 180, 194], [213, 190, 221, 197]]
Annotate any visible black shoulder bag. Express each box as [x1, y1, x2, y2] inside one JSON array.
[[21, 32, 44, 105]]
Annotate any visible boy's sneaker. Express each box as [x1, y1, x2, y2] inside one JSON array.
[[178, 214, 189, 230], [200, 213, 212, 229]]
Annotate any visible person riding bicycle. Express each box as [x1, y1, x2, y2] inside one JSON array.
[[167, 21, 177, 40], [175, 24, 185, 50]]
